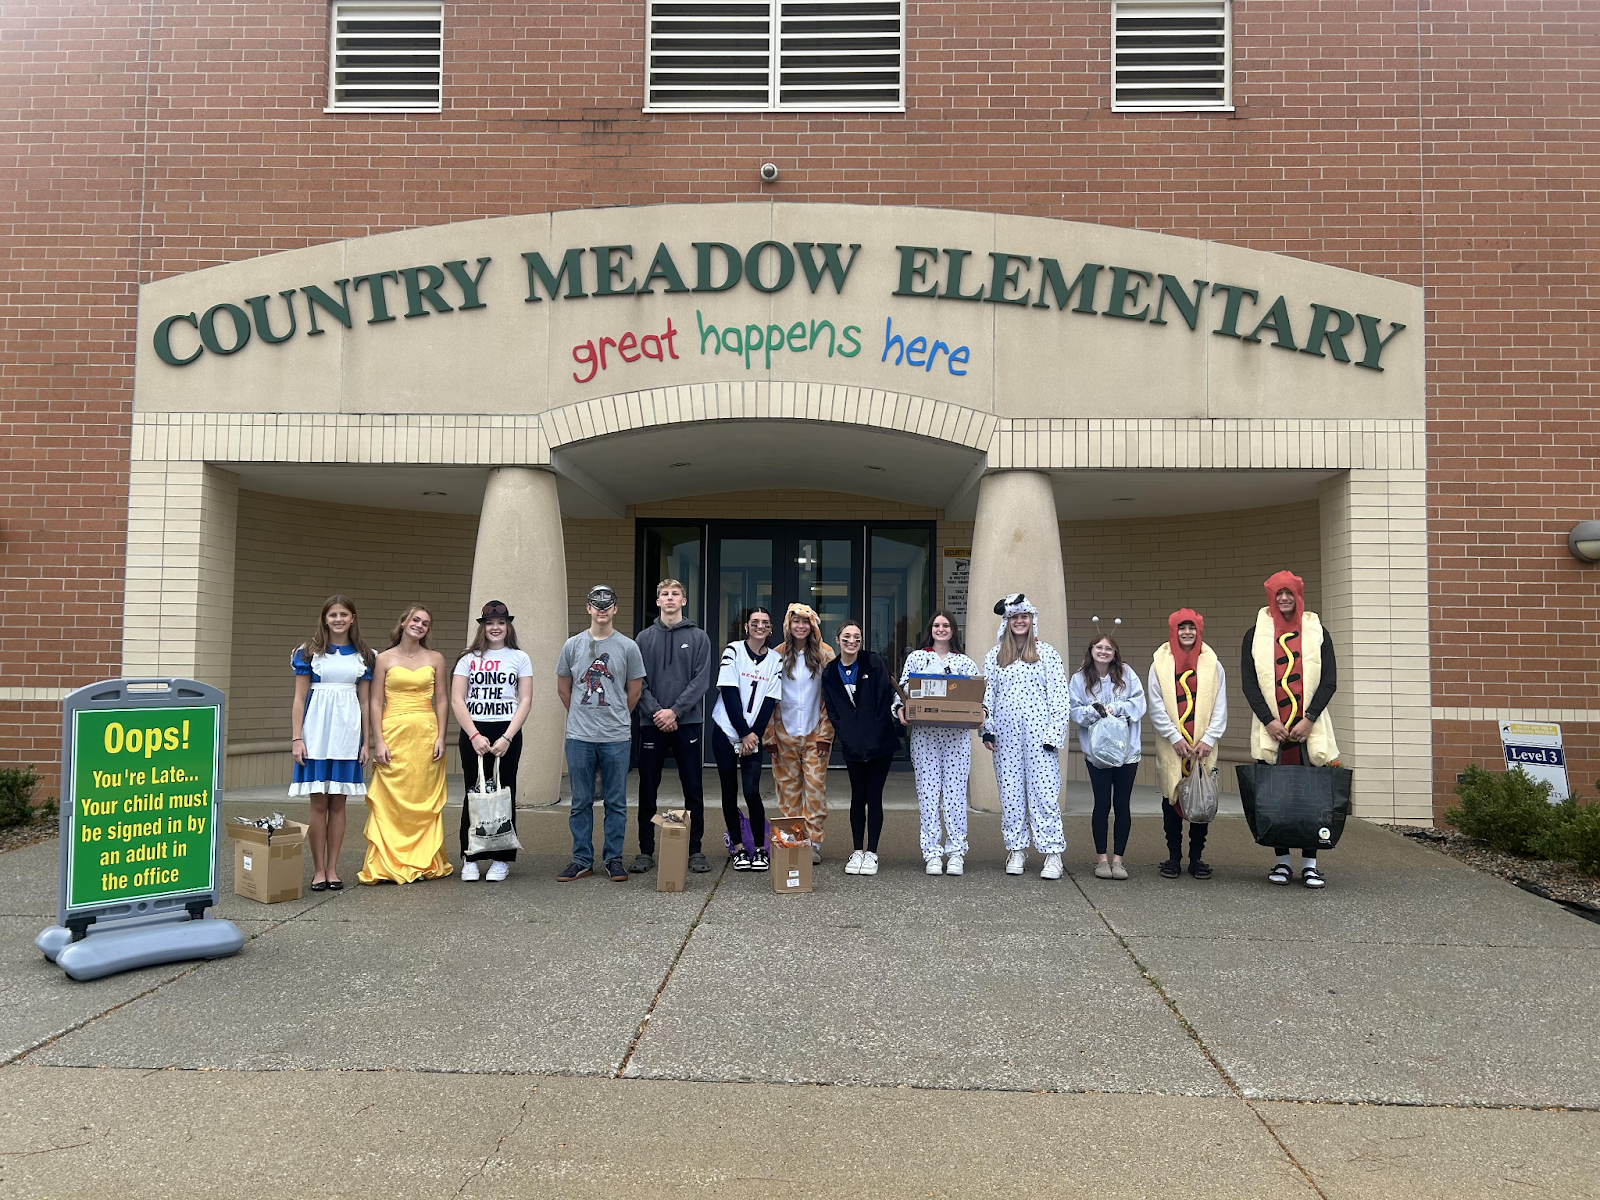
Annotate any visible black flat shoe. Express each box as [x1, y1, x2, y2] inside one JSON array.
[[309, 880, 330, 892], [326, 879, 344, 891]]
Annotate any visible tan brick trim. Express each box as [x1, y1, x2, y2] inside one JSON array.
[[131, 413, 551, 466], [1434, 708, 1600, 724], [987, 418, 1425, 471]]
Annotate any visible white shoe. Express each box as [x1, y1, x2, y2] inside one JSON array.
[[925, 856, 944, 876], [844, 850, 866, 875], [485, 860, 509, 882], [1040, 853, 1063, 881], [860, 851, 879, 876], [1005, 850, 1026, 875], [459, 860, 482, 881], [945, 854, 965, 876]]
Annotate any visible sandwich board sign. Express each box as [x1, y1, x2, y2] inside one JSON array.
[[36, 679, 243, 980], [1498, 721, 1569, 802]]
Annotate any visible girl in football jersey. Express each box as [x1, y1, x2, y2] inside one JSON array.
[[709, 607, 783, 871]]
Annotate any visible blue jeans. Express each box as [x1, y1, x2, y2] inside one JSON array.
[[566, 738, 631, 867]]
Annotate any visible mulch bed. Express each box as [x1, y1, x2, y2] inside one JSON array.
[[0, 820, 58, 856], [1386, 824, 1600, 916]]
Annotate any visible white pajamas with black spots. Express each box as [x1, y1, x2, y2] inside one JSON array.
[[898, 649, 981, 860], [983, 641, 1071, 854]]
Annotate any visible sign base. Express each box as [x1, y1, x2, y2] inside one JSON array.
[[36, 912, 243, 981]]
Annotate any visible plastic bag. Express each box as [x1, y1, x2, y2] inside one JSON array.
[[1086, 715, 1134, 769], [466, 754, 521, 856], [1235, 762, 1353, 849], [1174, 761, 1219, 823]]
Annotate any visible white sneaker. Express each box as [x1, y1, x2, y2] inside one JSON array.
[[1005, 850, 1026, 875], [485, 861, 509, 882], [860, 851, 879, 876], [1040, 853, 1063, 881], [459, 860, 482, 881], [925, 856, 944, 876], [945, 854, 965, 876], [844, 850, 866, 875]]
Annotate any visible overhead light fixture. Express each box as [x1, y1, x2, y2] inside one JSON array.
[[864, 464, 885, 471], [669, 461, 692, 468], [422, 491, 447, 496], [1570, 521, 1600, 563], [1112, 497, 1135, 502]]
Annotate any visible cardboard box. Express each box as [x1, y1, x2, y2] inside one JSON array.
[[652, 808, 691, 892], [226, 819, 308, 904], [904, 674, 986, 728], [767, 816, 813, 894]]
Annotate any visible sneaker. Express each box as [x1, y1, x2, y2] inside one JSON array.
[[459, 860, 482, 881], [844, 850, 866, 875], [629, 853, 654, 874], [1189, 859, 1213, 879], [688, 852, 712, 874], [859, 851, 879, 876], [606, 858, 629, 882], [485, 861, 509, 882], [557, 861, 593, 882], [1040, 853, 1062, 880], [945, 854, 965, 876], [1005, 850, 1026, 876], [1159, 859, 1181, 879], [925, 856, 944, 876], [731, 848, 753, 871], [811, 844, 823, 865], [751, 847, 770, 872]]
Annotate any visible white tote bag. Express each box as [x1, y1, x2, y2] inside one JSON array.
[[466, 754, 520, 856]]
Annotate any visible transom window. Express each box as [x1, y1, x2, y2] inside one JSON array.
[[645, 1, 905, 113], [327, 1, 444, 114], [1111, 0, 1232, 113]]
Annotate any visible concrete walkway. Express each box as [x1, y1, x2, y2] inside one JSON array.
[[3, 796, 1598, 1198]]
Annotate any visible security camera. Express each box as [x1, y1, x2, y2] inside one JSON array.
[[759, 162, 779, 183]]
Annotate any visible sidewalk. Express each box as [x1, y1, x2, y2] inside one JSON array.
[[2, 800, 1597, 1197]]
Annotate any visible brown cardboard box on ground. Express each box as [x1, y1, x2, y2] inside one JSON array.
[[767, 816, 813, 894], [904, 675, 986, 728], [652, 809, 691, 892], [226, 819, 308, 904]]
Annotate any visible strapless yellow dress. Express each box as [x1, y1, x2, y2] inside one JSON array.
[[359, 664, 453, 884]]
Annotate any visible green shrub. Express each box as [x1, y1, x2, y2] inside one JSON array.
[[1444, 764, 1557, 855], [1530, 790, 1600, 875], [0, 765, 41, 829]]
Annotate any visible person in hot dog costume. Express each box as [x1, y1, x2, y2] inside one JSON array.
[[1147, 609, 1227, 880], [1240, 570, 1339, 890]]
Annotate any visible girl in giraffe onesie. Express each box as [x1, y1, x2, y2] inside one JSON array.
[[981, 594, 1072, 880], [764, 603, 836, 862]]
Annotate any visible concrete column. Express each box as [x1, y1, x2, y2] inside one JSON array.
[[468, 467, 569, 806], [122, 462, 239, 708], [964, 470, 1069, 812], [1318, 469, 1432, 823]]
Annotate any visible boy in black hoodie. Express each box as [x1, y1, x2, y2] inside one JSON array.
[[631, 579, 715, 873]]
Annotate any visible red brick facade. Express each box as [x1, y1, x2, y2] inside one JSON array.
[[3, 2, 1597, 813]]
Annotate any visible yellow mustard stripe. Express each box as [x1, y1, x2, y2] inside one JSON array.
[[1276, 631, 1300, 728]]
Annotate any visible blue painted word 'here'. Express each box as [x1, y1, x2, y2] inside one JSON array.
[[881, 317, 969, 375]]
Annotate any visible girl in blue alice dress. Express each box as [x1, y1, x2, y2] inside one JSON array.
[[289, 594, 375, 891]]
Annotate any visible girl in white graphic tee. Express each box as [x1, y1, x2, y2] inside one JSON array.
[[709, 607, 783, 872]]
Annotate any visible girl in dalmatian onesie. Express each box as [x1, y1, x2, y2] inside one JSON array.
[[981, 594, 1072, 880], [895, 610, 981, 876]]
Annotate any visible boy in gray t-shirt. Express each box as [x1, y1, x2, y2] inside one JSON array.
[[555, 585, 647, 881]]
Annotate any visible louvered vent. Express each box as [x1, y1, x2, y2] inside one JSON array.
[[328, 2, 443, 113], [646, 1, 903, 112], [1111, 0, 1231, 112]]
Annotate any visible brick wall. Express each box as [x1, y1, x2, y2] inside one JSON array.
[[4, 3, 1598, 811]]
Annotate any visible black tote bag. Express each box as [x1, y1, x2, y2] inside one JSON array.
[[1235, 762, 1354, 850]]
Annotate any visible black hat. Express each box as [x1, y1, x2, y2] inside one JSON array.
[[476, 600, 514, 623]]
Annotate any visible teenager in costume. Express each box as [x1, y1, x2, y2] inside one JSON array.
[[289, 595, 374, 891], [1069, 633, 1146, 879], [1241, 570, 1340, 890], [821, 621, 899, 877], [765, 603, 835, 863], [449, 601, 532, 881], [1147, 609, 1227, 880], [710, 606, 782, 872], [895, 611, 980, 875], [981, 594, 1071, 879]]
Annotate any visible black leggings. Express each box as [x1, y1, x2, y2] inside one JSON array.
[[458, 722, 521, 862], [1087, 761, 1138, 856], [847, 755, 893, 853], [711, 725, 766, 852]]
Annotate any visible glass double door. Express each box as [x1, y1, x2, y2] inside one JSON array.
[[710, 523, 862, 652]]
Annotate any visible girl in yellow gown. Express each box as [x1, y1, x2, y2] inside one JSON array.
[[359, 603, 454, 884]]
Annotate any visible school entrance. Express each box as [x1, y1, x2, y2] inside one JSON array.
[[638, 519, 939, 766]]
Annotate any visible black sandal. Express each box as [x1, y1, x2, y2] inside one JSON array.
[[1189, 860, 1213, 879], [1268, 864, 1292, 886], [1300, 866, 1325, 890], [1159, 860, 1181, 879]]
